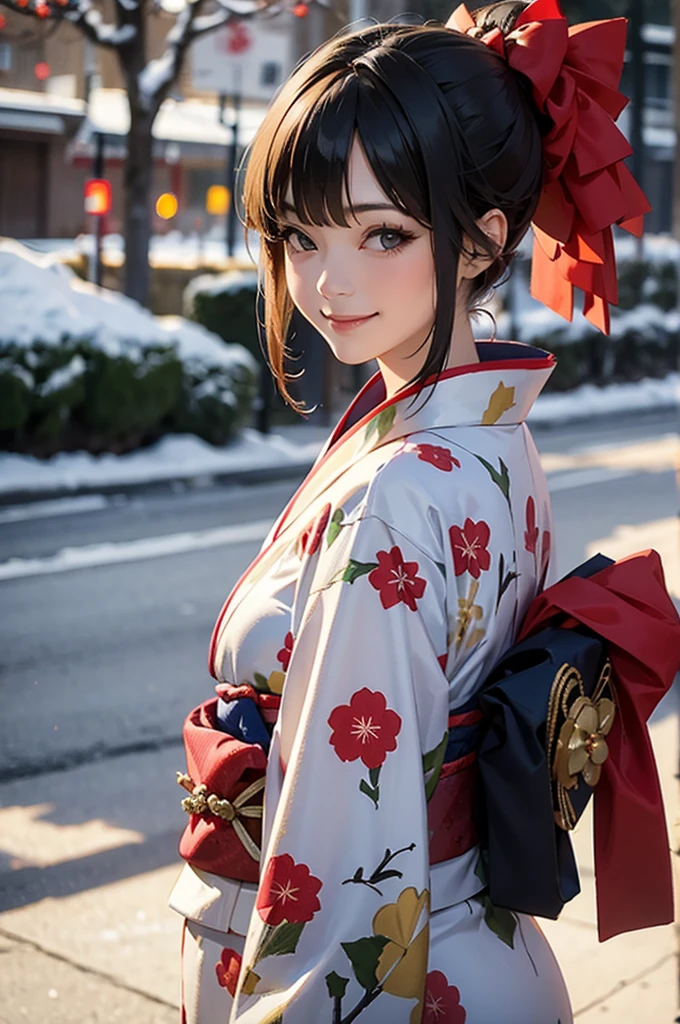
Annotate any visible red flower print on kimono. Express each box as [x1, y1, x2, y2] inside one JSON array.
[[449, 518, 492, 579], [298, 502, 331, 558], [277, 630, 294, 671], [215, 948, 242, 997], [368, 546, 427, 611], [419, 971, 467, 1024], [328, 688, 402, 769], [412, 443, 461, 473], [524, 496, 539, 556], [256, 852, 323, 927], [328, 688, 402, 809]]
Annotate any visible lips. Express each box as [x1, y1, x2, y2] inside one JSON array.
[[323, 309, 378, 329], [322, 312, 377, 324]]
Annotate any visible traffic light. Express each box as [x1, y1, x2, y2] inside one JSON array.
[[84, 178, 112, 216]]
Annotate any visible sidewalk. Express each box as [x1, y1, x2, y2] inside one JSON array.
[[1, 702, 677, 1021]]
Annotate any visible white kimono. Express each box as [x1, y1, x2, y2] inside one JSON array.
[[170, 341, 573, 1024]]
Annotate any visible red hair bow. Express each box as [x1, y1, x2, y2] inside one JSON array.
[[447, 0, 652, 333]]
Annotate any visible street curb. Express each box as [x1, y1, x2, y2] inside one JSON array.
[[0, 458, 318, 508]]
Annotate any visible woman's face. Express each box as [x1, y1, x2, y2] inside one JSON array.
[[279, 137, 442, 380]]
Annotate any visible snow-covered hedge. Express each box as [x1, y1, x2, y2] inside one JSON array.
[[0, 241, 257, 455], [184, 269, 261, 362], [493, 235, 680, 391]]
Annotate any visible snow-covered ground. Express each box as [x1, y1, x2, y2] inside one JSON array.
[[0, 428, 324, 498], [0, 374, 676, 500]]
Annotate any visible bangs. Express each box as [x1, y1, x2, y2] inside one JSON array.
[[243, 33, 433, 238]]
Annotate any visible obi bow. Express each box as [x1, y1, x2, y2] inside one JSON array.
[[519, 549, 680, 940], [447, 0, 651, 333]]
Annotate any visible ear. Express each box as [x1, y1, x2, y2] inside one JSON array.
[[458, 208, 508, 280]]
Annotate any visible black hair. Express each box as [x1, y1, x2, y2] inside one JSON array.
[[243, 2, 544, 407]]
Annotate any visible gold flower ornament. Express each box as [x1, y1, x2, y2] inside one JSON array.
[[547, 660, 616, 830]]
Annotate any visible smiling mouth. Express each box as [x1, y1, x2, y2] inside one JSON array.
[[322, 312, 378, 323]]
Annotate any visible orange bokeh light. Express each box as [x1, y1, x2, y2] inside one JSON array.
[[156, 192, 178, 220]]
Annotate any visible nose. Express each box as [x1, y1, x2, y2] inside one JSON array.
[[315, 262, 354, 300]]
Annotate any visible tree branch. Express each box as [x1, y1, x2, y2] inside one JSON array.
[[64, 0, 137, 48], [137, 0, 281, 114]]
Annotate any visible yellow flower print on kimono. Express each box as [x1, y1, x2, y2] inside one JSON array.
[[325, 887, 431, 1022]]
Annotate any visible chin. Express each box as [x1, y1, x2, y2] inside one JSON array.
[[317, 333, 375, 366]]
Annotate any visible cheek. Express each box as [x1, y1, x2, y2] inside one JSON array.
[[283, 255, 306, 307], [378, 244, 435, 313]]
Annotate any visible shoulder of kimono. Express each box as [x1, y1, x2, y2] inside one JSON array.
[[356, 432, 499, 553]]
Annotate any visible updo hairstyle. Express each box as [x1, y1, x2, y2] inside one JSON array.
[[242, 1, 547, 407]]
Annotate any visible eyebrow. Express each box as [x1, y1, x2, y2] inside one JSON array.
[[280, 202, 403, 217]]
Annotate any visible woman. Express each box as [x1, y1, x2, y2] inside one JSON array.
[[170, 2, 655, 1021]]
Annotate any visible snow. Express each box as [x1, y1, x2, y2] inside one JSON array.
[[138, 53, 175, 109], [184, 269, 259, 304], [40, 355, 86, 397], [0, 429, 324, 498], [614, 232, 680, 263], [70, 229, 259, 270], [0, 239, 256, 375], [527, 373, 679, 425]]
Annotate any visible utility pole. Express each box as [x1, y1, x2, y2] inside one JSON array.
[[218, 79, 242, 260], [91, 131, 105, 287]]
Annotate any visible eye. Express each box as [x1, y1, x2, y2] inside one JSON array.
[[280, 227, 316, 253], [365, 226, 417, 254]]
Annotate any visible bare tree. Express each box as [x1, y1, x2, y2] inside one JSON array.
[[0, 0, 283, 306]]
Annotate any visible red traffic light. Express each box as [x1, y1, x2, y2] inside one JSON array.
[[84, 178, 112, 216]]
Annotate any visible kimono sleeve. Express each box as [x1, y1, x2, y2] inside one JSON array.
[[229, 503, 451, 1024]]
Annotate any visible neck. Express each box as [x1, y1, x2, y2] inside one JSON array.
[[377, 309, 480, 400]]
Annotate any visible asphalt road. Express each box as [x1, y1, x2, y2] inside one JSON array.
[[0, 410, 677, 1021]]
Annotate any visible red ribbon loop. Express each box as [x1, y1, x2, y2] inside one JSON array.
[[447, 0, 652, 334], [519, 550, 680, 941]]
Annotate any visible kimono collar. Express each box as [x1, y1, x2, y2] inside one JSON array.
[[273, 341, 555, 544], [208, 341, 555, 676], [330, 340, 555, 444]]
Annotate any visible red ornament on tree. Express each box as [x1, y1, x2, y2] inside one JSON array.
[[16, 0, 30, 8], [35, 1, 50, 16], [292, 2, 309, 15], [34, 61, 51, 80]]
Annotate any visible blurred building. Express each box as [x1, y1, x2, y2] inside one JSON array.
[[620, 23, 674, 234], [0, 1, 349, 241], [1, 7, 674, 242]]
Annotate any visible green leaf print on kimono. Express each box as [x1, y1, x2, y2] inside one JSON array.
[[326, 887, 430, 1023], [471, 887, 539, 978], [473, 452, 511, 506], [328, 688, 402, 809], [242, 853, 323, 994], [422, 733, 448, 802], [364, 403, 397, 445], [327, 507, 346, 548]]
